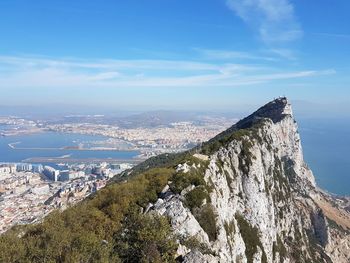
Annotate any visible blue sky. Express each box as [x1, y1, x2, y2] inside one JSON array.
[[0, 0, 349, 113]]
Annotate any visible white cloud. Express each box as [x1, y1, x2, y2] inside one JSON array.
[[268, 48, 297, 60], [226, 0, 303, 43], [314, 33, 350, 39], [0, 55, 218, 71], [0, 55, 334, 89], [194, 48, 277, 61]]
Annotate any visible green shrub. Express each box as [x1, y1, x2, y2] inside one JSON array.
[[238, 139, 254, 175], [277, 235, 287, 259], [273, 235, 287, 261], [225, 172, 234, 192], [0, 228, 26, 263], [216, 159, 225, 174], [116, 209, 177, 263], [200, 122, 264, 156], [137, 168, 174, 206], [224, 220, 235, 236], [170, 161, 208, 194], [193, 204, 217, 242], [181, 236, 214, 255], [235, 214, 267, 263], [184, 186, 210, 210], [170, 171, 205, 194]]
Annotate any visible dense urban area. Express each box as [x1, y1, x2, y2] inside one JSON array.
[[0, 113, 234, 232], [0, 114, 234, 158], [0, 161, 132, 233]]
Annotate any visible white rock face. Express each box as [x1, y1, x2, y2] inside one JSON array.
[[150, 98, 349, 263], [153, 194, 210, 244], [183, 250, 218, 263]]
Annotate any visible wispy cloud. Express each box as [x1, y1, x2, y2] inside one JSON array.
[[226, 0, 303, 43], [268, 48, 297, 60], [0, 55, 218, 71], [0, 55, 333, 89], [194, 48, 277, 61], [314, 33, 350, 40]]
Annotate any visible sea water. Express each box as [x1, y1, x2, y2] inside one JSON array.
[[0, 132, 138, 163], [298, 118, 350, 196]]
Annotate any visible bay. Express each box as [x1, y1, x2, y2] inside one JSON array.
[[0, 132, 138, 163]]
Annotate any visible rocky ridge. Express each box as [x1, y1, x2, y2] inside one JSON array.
[[141, 97, 350, 263]]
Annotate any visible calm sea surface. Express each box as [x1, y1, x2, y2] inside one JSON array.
[[0, 132, 138, 163], [298, 118, 350, 196]]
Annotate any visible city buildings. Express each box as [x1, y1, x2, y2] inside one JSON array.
[[0, 161, 133, 233]]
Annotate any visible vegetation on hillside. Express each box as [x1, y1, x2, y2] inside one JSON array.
[[235, 214, 267, 263], [0, 155, 215, 262], [200, 118, 269, 160], [0, 168, 177, 263]]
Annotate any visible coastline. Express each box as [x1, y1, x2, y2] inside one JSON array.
[[21, 156, 144, 164]]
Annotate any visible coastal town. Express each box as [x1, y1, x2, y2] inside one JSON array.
[[0, 162, 132, 233], [0, 113, 234, 233], [46, 120, 229, 158], [0, 114, 235, 158]]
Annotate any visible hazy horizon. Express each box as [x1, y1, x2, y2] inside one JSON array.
[[1, 99, 350, 121]]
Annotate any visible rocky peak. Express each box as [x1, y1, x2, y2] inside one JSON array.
[[221, 97, 292, 136], [149, 98, 349, 263], [203, 97, 293, 152], [239, 96, 291, 124], [250, 96, 292, 122]]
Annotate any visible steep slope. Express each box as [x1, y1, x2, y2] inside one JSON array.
[[0, 98, 349, 263], [142, 97, 349, 262]]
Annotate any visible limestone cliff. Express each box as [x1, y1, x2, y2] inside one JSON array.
[[143, 97, 350, 263]]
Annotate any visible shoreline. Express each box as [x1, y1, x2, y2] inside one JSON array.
[[21, 157, 145, 164], [8, 143, 138, 152]]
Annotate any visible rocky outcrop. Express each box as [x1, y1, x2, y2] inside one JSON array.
[[148, 97, 349, 263]]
